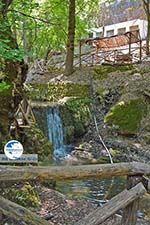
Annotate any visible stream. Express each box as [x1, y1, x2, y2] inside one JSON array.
[[56, 177, 126, 205], [55, 177, 149, 221], [41, 105, 148, 221], [46, 107, 122, 205]]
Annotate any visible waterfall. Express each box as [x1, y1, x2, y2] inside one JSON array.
[[47, 107, 69, 160]]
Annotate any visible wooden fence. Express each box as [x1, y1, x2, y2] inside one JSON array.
[[77, 45, 145, 67], [0, 162, 150, 225]]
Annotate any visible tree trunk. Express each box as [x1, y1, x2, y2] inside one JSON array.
[[147, 14, 150, 55], [65, 0, 76, 76], [143, 0, 150, 55], [1, 162, 150, 182], [0, 1, 28, 144]]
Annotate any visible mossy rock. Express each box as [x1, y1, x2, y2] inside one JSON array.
[[94, 64, 135, 80], [64, 125, 75, 143], [104, 98, 147, 135], [22, 124, 53, 162], [26, 83, 90, 102], [60, 97, 91, 143], [139, 111, 150, 143]]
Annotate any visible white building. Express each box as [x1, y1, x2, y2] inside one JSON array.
[[89, 19, 147, 40]]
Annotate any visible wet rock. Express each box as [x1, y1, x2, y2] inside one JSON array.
[[71, 149, 93, 160]]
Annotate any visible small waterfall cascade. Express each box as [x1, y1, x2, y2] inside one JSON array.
[[47, 107, 69, 160]]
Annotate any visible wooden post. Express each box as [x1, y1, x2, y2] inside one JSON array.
[[91, 53, 94, 66], [139, 40, 142, 62], [79, 40, 82, 67], [76, 182, 146, 225], [121, 175, 143, 225], [129, 32, 132, 56], [114, 50, 116, 64]]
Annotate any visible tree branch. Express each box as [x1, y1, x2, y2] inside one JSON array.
[[8, 9, 59, 25], [6, 9, 68, 35]]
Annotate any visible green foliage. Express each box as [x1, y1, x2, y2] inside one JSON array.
[[104, 98, 147, 135], [0, 40, 24, 61], [7, 0, 100, 59], [9, 182, 41, 208], [0, 82, 11, 93], [1, 0, 115, 61]]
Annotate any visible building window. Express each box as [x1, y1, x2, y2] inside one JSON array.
[[106, 29, 114, 37], [118, 27, 126, 35], [96, 32, 103, 38], [129, 25, 139, 31]]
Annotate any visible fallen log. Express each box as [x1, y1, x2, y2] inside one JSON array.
[[75, 182, 146, 225], [121, 175, 143, 225], [0, 195, 52, 225], [0, 162, 150, 182]]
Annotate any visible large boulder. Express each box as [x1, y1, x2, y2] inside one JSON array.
[[104, 96, 147, 135]]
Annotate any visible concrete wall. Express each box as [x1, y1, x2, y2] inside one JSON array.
[[90, 19, 147, 40]]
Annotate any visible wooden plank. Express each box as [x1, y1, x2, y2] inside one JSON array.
[[19, 104, 30, 124], [121, 175, 143, 225], [142, 176, 150, 193], [28, 100, 36, 123], [0, 162, 150, 182], [75, 183, 146, 225], [0, 195, 52, 225], [0, 154, 38, 164]]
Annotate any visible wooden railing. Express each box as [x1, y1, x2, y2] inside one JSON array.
[[0, 162, 150, 225], [77, 45, 145, 67]]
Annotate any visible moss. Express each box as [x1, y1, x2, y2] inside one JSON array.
[[26, 83, 90, 102], [96, 87, 106, 96], [60, 98, 91, 142], [104, 98, 147, 135], [22, 124, 53, 162], [94, 64, 135, 80], [6, 182, 41, 208]]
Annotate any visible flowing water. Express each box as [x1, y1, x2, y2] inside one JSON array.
[[47, 106, 71, 160], [46, 107, 126, 205], [56, 177, 148, 221], [56, 177, 126, 205], [42, 106, 148, 220]]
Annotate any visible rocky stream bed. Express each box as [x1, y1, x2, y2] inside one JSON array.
[[1, 63, 150, 225]]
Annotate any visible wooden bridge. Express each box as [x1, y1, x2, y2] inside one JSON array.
[[0, 162, 150, 225]]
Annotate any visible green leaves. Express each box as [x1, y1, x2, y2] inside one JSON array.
[[4, 0, 102, 59], [0, 40, 25, 61], [0, 82, 11, 93]]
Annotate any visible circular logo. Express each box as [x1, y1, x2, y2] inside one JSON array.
[[4, 140, 24, 160]]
